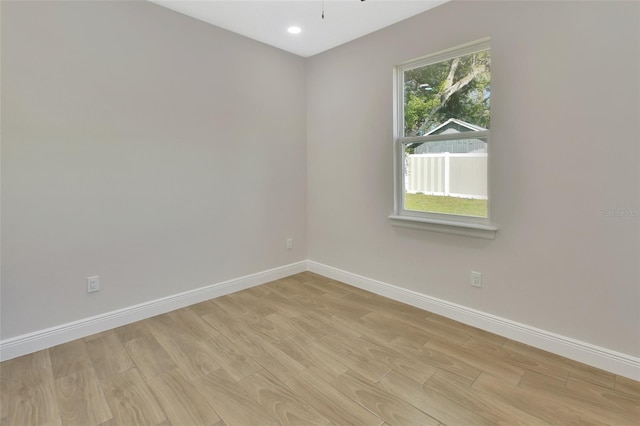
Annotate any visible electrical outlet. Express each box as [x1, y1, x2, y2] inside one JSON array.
[[286, 238, 293, 250], [87, 275, 100, 293], [471, 271, 482, 288]]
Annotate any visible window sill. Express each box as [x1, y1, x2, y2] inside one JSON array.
[[389, 214, 497, 239]]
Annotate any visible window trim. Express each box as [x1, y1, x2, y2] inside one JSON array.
[[390, 38, 497, 239]]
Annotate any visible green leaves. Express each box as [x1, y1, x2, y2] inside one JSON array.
[[403, 50, 491, 137]]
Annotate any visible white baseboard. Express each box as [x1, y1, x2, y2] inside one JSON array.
[[0, 261, 307, 362], [3, 259, 638, 382], [307, 261, 640, 381]]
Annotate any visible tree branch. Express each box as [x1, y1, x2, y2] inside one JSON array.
[[415, 63, 485, 135]]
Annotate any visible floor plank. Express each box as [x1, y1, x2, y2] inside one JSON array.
[[145, 369, 221, 426], [3, 354, 61, 426], [239, 370, 332, 426], [200, 333, 262, 382], [1, 350, 61, 426], [85, 331, 135, 380], [353, 335, 438, 384], [2, 350, 54, 387], [519, 372, 640, 425], [123, 336, 178, 381], [390, 335, 482, 382], [145, 316, 221, 381], [425, 336, 525, 385], [193, 369, 279, 426], [358, 311, 434, 344], [463, 337, 570, 382], [0, 372, 8, 426], [285, 369, 383, 425], [427, 313, 508, 346], [271, 335, 349, 383], [503, 339, 616, 388], [473, 372, 607, 425], [100, 368, 167, 426], [49, 340, 94, 379], [377, 369, 495, 425], [615, 374, 640, 397], [113, 321, 153, 343], [332, 370, 441, 425], [315, 332, 390, 382], [425, 370, 550, 425], [56, 368, 112, 426], [2, 272, 638, 426], [228, 326, 306, 383]]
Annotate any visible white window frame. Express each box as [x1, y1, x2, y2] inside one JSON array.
[[390, 38, 497, 239]]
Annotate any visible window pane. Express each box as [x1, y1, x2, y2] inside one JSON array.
[[403, 50, 490, 137], [403, 137, 488, 218]]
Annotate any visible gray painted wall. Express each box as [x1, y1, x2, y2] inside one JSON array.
[[1, 1, 307, 338], [307, 1, 640, 357], [2, 0, 639, 362]]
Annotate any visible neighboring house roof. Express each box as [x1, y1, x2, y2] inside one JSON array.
[[426, 118, 486, 135], [410, 118, 488, 154]]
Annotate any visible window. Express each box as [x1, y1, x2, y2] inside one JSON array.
[[390, 38, 497, 239]]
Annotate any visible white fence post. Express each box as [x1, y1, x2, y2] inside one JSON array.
[[406, 153, 487, 199], [444, 152, 450, 196]]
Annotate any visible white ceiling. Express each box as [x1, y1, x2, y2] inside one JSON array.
[[148, 0, 448, 57]]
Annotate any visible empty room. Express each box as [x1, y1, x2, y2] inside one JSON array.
[[1, 0, 639, 424]]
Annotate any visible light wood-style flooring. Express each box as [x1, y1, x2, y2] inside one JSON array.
[[2, 272, 639, 425]]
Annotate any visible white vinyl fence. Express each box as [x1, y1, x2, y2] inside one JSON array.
[[405, 153, 487, 199]]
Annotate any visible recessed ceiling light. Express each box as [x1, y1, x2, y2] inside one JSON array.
[[287, 26, 302, 35]]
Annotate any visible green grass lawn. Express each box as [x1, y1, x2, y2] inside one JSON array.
[[405, 193, 487, 217]]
